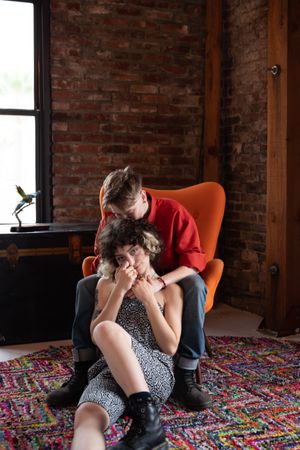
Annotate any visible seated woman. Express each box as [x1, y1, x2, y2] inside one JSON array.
[[71, 218, 183, 450]]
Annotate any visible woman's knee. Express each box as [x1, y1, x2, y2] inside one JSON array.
[[74, 402, 109, 431], [93, 321, 128, 348]]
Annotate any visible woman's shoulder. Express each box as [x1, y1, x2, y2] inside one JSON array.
[[163, 283, 183, 304], [165, 283, 183, 295], [97, 276, 114, 290], [154, 283, 183, 309], [96, 276, 115, 308]]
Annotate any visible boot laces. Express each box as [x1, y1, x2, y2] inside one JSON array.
[[120, 401, 149, 444], [182, 372, 197, 392]]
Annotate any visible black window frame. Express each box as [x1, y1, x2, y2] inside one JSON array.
[[0, 0, 51, 223]]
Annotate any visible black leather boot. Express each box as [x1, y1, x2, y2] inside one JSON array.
[[172, 366, 211, 411], [111, 393, 168, 450], [46, 361, 92, 407]]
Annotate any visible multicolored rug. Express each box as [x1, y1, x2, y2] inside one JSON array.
[[0, 337, 299, 449]]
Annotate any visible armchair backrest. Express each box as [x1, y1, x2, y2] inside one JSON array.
[[99, 182, 225, 263]]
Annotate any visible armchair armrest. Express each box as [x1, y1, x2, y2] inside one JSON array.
[[82, 256, 95, 277], [201, 258, 224, 313]]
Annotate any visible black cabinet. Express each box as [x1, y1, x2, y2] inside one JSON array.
[[0, 223, 97, 345]]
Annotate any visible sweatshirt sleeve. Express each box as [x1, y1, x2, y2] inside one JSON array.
[[173, 208, 206, 273]]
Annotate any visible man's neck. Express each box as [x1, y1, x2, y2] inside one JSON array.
[[143, 195, 151, 219]]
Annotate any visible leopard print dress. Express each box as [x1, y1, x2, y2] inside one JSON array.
[[78, 297, 174, 425]]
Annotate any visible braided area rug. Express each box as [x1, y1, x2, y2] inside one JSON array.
[[0, 336, 299, 449]]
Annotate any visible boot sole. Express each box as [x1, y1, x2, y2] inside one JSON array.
[[153, 443, 169, 450], [172, 389, 211, 411]]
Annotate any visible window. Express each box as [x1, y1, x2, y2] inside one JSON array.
[[0, 0, 51, 225]]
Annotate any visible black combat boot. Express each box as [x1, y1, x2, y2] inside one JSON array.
[[46, 361, 92, 407], [111, 392, 168, 450], [172, 366, 211, 411]]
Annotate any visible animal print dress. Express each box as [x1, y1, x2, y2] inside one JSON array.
[[78, 296, 175, 425]]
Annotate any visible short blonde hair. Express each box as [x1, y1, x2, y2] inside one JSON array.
[[102, 166, 142, 211]]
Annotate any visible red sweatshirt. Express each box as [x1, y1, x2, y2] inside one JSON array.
[[91, 193, 206, 275]]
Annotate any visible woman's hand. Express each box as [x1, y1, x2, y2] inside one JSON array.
[[146, 276, 165, 293], [115, 262, 137, 292], [132, 277, 155, 306]]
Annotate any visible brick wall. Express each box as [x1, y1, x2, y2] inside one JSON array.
[[50, 0, 206, 223], [50, 0, 269, 314], [220, 0, 268, 314]]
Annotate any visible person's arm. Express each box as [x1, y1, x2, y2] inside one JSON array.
[[132, 279, 183, 355], [90, 262, 137, 337], [149, 266, 197, 293], [90, 278, 123, 338], [150, 205, 205, 293]]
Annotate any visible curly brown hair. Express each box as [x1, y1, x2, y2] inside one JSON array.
[[98, 218, 162, 277]]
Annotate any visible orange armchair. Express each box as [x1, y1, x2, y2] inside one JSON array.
[[82, 181, 225, 315], [82, 182, 225, 378]]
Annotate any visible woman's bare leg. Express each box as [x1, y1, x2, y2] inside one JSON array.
[[71, 402, 109, 450], [93, 321, 149, 396]]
